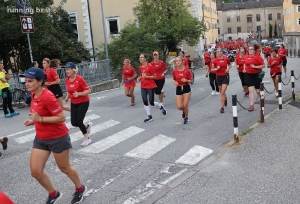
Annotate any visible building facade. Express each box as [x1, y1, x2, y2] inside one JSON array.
[[283, 0, 300, 57], [217, 0, 284, 41]]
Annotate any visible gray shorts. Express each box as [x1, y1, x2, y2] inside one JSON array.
[[33, 134, 72, 153]]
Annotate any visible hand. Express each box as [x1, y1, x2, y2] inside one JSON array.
[[243, 69, 246, 73], [46, 82, 51, 86], [271, 62, 275, 65], [29, 110, 42, 122], [64, 98, 69, 103], [250, 64, 255, 68], [24, 119, 34, 126], [73, 91, 79, 98], [174, 81, 179, 87], [217, 66, 220, 70], [225, 68, 229, 73], [2, 70, 7, 74], [142, 73, 148, 78], [181, 78, 187, 82], [161, 73, 165, 77], [137, 77, 141, 82]]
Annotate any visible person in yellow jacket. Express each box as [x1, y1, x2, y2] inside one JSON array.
[[0, 62, 19, 118]]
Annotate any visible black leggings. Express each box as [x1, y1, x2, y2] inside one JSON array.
[[71, 101, 89, 134], [1, 87, 15, 115], [209, 73, 219, 92], [238, 72, 247, 87], [141, 88, 155, 106]]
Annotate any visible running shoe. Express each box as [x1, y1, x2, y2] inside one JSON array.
[[275, 92, 279, 97], [131, 102, 136, 106], [81, 138, 92, 147], [71, 185, 87, 204], [1, 137, 8, 150], [5, 113, 12, 118], [182, 111, 185, 118], [160, 106, 167, 115], [248, 105, 254, 111], [0, 152, 3, 159], [144, 115, 153, 123], [184, 118, 189, 124], [215, 92, 220, 95], [46, 191, 63, 204], [10, 112, 20, 116], [224, 97, 227, 107], [86, 122, 92, 135], [244, 92, 249, 97], [220, 107, 224, 113], [211, 91, 216, 95]]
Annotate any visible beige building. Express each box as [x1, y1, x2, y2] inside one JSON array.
[[217, 0, 284, 41]]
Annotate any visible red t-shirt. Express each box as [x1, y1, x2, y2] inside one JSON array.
[[183, 58, 189, 67], [212, 57, 231, 76], [236, 55, 246, 72], [173, 68, 192, 86], [245, 54, 265, 74], [277, 48, 287, 59], [204, 53, 210, 63], [65, 75, 90, 104], [43, 68, 59, 83], [30, 89, 68, 140], [122, 66, 136, 80], [208, 60, 216, 74], [139, 64, 157, 89], [149, 60, 168, 80], [268, 57, 282, 74]]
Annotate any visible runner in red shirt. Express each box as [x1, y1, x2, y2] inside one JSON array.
[[137, 54, 161, 122], [245, 44, 265, 111], [63, 62, 92, 147], [211, 48, 232, 113], [173, 56, 192, 124], [21, 67, 87, 204], [179, 51, 189, 67], [0, 191, 14, 204], [150, 51, 167, 115], [43, 58, 70, 111], [235, 48, 249, 97], [277, 44, 287, 77], [268, 50, 283, 97], [203, 49, 211, 74], [122, 59, 137, 106], [207, 53, 220, 95]]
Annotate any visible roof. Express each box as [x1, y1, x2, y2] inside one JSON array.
[[217, 0, 284, 11], [292, 0, 300, 3]]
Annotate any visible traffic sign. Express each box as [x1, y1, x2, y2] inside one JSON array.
[[20, 16, 34, 33], [168, 52, 177, 56]]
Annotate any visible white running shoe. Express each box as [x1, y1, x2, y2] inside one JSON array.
[[86, 122, 92, 135], [275, 92, 279, 97], [81, 138, 92, 147], [215, 92, 220, 95], [211, 91, 216, 95]]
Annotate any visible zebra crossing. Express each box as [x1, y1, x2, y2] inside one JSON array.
[[7, 111, 213, 166]]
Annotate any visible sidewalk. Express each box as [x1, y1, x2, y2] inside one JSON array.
[[149, 99, 300, 204]]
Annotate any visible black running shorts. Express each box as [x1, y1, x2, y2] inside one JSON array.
[[47, 84, 63, 99], [154, 78, 165, 95], [282, 58, 287, 66], [33, 134, 72, 153], [216, 75, 230, 86], [246, 73, 262, 89], [176, 85, 191, 96]]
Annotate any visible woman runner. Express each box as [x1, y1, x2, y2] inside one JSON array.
[[203, 49, 210, 76], [179, 51, 189, 67], [212, 48, 231, 113], [63, 62, 92, 147], [150, 51, 167, 114], [22, 67, 87, 204], [235, 48, 249, 97], [138, 54, 165, 122], [173, 56, 192, 124], [42, 58, 70, 111], [208, 53, 220, 95], [267, 50, 282, 97], [277, 44, 287, 78], [122, 59, 137, 106], [245, 44, 265, 111], [0, 136, 8, 159]]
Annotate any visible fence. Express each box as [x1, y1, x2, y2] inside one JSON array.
[[7, 60, 111, 92]]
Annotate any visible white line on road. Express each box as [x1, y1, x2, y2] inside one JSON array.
[[79, 126, 145, 153], [91, 96, 107, 100], [124, 134, 176, 159], [175, 145, 213, 165]]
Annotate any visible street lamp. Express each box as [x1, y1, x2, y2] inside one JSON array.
[[100, 0, 109, 60]]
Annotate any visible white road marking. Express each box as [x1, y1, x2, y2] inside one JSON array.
[[125, 134, 176, 159], [79, 126, 144, 153], [91, 96, 107, 100], [70, 120, 120, 142], [175, 145, 213, 165]]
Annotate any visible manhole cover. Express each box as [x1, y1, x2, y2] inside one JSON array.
[[289, 101, 300, 108]]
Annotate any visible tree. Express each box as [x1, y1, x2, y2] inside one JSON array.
[[93, 23, 161, 73], [0, 0, 90, 72], [274, 22, 278, 38], [269, 23, 273, 39], [133, 0, 206, 60]]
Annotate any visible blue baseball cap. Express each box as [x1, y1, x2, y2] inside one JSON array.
[[20, 67, 45, 79], [62, 62, 76, 68]]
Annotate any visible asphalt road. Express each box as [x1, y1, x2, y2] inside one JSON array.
[[0, 57, 299, 204]]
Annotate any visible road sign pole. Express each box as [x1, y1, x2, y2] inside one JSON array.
[[27, 33, 33, 63]]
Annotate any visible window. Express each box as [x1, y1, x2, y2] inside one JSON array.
[[237, 16, 240, 22], [106, 17, 120, 36], [256, 14, 260, 22], [227, 17, 230, 22], [298, 5, 300, 12], [247, 16, 252, 22], [218, 27, 220, 34], [247, 27, 252, 32], [68, 12, 79, 40], [217, 20, 219, 24], [298, 18, 300, 25], [268, 14, 272, 20], [277, 13, 281, 20], [228, 28, 232, 33], [257, 26, 261, 32], [237, 27, 241, 32]]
